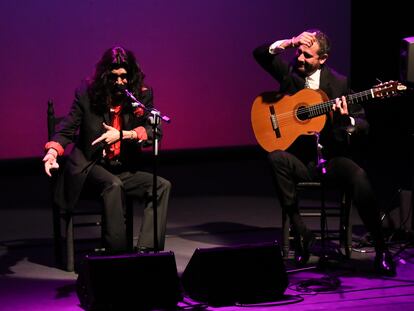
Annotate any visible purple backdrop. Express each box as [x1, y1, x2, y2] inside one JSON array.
[[0, 0, 350, 159]]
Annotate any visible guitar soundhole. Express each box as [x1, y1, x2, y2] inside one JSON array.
[[296, 106, 309, 121]]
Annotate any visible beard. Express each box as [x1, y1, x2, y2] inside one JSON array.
[[110, 84, 128, 100], [111, 83, 126, 94], [109, 84, 129, 106], [294, 58, 319, 76], [293, 58, 305, 75]]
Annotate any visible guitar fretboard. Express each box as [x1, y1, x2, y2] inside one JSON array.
[[302, 89, 374, 119]]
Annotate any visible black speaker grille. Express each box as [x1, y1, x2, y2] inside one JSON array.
[[77, 251, 182, 310], [181, 241, 288, 306]]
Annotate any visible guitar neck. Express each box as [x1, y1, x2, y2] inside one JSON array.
[[305, 89, 374, 119]]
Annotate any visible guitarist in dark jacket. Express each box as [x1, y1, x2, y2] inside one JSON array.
[[253, 29, 395, 276], [43, 46, 171, 254]]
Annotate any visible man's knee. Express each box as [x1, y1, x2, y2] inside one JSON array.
[[103, 177, 124, 193], [158, 177, 171, 192], [268, 150, 289, 164], [352, 167, 370, 185]]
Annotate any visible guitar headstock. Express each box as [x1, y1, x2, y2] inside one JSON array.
[[373, 80, 407, 98]]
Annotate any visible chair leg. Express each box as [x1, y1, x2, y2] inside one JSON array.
[[65, 214, 75, 272], [125, 199, 134, 252], [344, 199, 353, 258], [320, 184, 327, 251], [340, 194, 353, 258], [52, 204, 63, 268], [282, 209, 290, 259]]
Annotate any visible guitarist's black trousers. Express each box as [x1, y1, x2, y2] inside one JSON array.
[[268, 149, 386, 251]]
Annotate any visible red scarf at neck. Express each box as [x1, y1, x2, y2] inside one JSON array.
[[107, 105, 122, 159]]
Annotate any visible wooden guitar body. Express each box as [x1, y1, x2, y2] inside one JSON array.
[[251, 89, 329, 152]]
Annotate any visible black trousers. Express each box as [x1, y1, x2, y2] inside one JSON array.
[[268, 150, 385, 250], [85, 164, 171, 252]]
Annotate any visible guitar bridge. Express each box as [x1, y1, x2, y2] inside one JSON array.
[[269, 105, 281, 138]]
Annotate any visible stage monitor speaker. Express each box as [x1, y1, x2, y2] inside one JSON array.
[[181, 241, 288, 306], [381, 190, 413, 241], [76, 251, 182, 311], [400, 190, 413, 231], [400, 36, 414, 86]]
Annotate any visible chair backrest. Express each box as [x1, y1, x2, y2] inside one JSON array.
[[47, 99, 65, 140], [47, 99, 56, 140]]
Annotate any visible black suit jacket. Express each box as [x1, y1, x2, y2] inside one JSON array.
[[51, 84, 158, 211], [253, 43, 369, 160]]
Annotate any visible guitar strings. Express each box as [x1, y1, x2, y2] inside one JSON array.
[[271, 99, 335, 127], [257, 81, 402, 131], [269, 89, 375, 127]]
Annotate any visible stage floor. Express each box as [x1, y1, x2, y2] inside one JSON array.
[[1, 194, 414, 311]]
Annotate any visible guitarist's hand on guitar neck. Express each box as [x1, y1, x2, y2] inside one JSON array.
[[332, 96, 348, 115]]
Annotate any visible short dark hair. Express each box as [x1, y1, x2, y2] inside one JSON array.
[[306, 28, 331, 57]]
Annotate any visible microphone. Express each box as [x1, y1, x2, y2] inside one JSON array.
[[115, 85, 145, 109], [125, 89, 145, 109], [119, 85, 171, 123]]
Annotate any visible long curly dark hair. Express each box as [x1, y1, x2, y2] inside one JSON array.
[[88, 46, 145, 113]]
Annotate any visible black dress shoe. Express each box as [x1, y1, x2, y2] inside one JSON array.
[[374, 250, 396, 277], [294, 231, 315, 266]]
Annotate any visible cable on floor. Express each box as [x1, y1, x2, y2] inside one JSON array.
[[289, 274, 341, 293]]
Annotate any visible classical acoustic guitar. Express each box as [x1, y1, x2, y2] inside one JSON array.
[[251, 80, 407, 152]]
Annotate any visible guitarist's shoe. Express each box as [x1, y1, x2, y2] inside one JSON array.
[[294, 231, 315, 266], [374, 250, 396, 277]]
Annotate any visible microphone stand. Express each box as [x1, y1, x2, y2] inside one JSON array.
[[124, 89, 171, 252]]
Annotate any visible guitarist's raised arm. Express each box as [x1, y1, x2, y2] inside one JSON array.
[[253, 43, 290, 84], [253, 31, 323, 95]]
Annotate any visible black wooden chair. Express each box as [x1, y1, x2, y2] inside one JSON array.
[[281, 181, 353, 260], [47, 100, 134, 271]]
